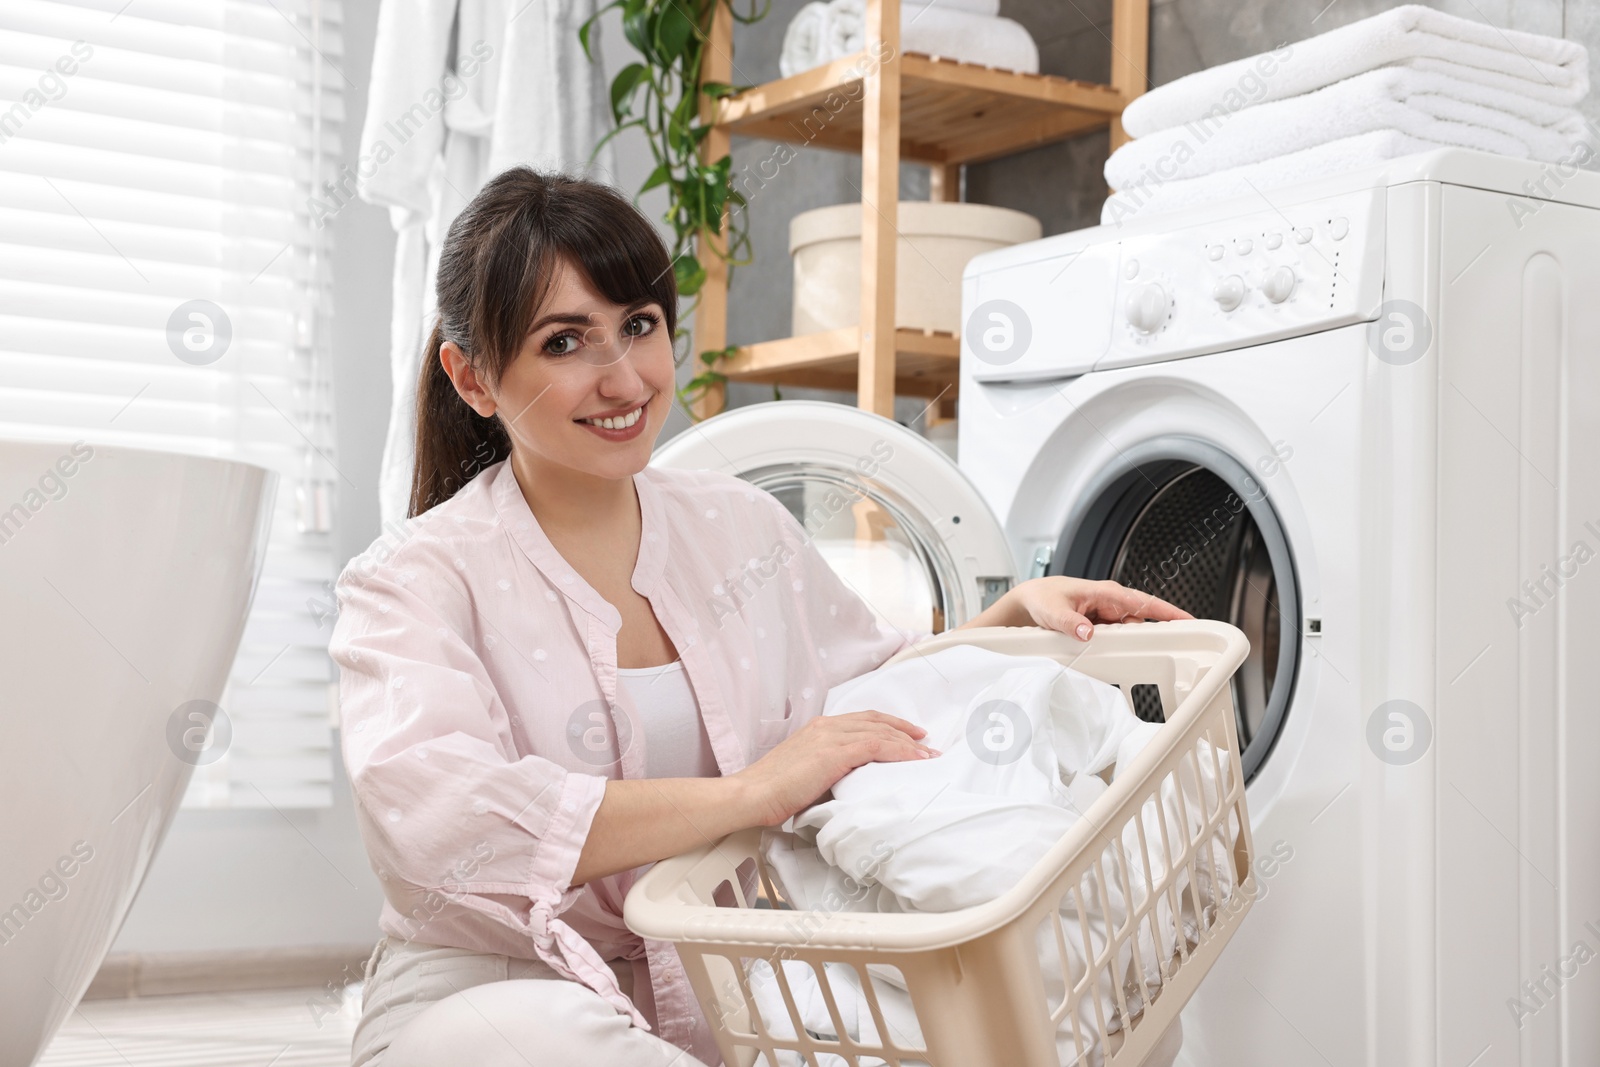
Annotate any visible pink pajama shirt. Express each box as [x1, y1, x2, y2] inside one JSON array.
[[330, 459, 930, 1065]]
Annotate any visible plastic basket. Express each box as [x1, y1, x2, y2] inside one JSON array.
[[624, 621, 1256, 1067]]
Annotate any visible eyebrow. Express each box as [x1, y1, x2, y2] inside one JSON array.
[[529, 298, 654, 335]]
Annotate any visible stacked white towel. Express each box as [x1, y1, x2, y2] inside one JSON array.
[[778, 0, 1039, 78], [1103, 4, 1593, 223]]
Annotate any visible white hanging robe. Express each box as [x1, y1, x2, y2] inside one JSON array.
[[358, 0, 618, 526]]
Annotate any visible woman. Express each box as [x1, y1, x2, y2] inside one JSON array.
[[330, 167, 1190, 1067]]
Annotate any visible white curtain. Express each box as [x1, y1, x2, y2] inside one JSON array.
[[0, 0, 344, 807], [358, 0, 617, 526]]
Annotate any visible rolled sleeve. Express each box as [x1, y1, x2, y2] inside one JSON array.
[[330, 560, 603, 915]]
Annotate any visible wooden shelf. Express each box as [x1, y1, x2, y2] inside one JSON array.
[[718, 52, 1127, 165], [688, 0, 1148, 421], [717, 327, 958, 399]]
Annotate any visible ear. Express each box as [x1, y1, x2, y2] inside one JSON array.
[[439, 340, 496, 418]]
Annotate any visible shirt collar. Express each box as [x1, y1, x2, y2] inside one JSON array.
[[489, 460, 669, 634]]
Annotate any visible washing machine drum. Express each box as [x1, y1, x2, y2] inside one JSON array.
[[1057, 448, 1299, 784]]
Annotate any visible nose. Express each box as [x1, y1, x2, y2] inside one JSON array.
[[577, 322, 645, 369], [586, 329, 649, 398]]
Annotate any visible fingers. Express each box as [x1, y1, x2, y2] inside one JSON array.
[[1057, 609, 1094, 641], [850, 728, 939, 767], [836, 709, 927, 740], [1091, 581, 1194, 624]]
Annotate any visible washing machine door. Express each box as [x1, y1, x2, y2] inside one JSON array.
[[651, 401, 1017, 633]]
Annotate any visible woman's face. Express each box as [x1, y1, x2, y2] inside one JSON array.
[[445, 257, 676, 485]]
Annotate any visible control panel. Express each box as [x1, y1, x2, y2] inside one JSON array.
[[1101, 187, 1386, 371], [962, 186, 1386, 382]]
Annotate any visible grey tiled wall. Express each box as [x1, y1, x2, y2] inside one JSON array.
[[715, 0, 1591, 422]]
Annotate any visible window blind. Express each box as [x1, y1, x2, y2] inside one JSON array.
[[0, 0, 345, 808]]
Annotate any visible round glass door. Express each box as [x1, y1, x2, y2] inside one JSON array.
[[738, 462, 949, 636], [650, 400, 1018, 634], [1056, 439, 1300, 783]]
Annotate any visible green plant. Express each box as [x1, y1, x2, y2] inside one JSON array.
[[580, 0, 775, 418]]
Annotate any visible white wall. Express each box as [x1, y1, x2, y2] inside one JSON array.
[[110, 0, 666, 955]]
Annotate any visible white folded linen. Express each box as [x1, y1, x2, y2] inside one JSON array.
[[748, 644, 1237, 1067], [831, 0, 1038, 72], [779, 0, 1038, 78], [778, 2, 834, 80], [1100, 129, 1450, 224], [1121, 4, 1589, 137], [1106, 65, 1591, 190]]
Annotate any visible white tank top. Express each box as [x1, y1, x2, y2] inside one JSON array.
[[615, 660, 721, 779]]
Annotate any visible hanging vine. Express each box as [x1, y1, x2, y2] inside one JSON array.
[[580, 0, 774, 418]]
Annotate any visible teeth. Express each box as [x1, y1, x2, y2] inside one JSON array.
[[580, 403, 644, 430]]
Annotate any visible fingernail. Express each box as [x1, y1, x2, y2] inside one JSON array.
[[1076, 623, 1091, 639]]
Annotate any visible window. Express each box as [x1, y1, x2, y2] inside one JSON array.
[[0, 0, 345, 807]]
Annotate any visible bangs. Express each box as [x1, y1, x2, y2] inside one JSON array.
[[471, 178, 678, 377]]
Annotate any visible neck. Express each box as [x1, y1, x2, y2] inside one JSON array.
[[509, 448, 638, 536]]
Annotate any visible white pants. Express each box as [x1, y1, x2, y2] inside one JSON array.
[[350, 937, 713, 1067]]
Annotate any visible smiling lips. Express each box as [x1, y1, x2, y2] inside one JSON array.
[[575, 399, 648, 439]]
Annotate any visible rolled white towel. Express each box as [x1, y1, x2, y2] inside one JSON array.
[[828, 0, 1038, 73], [782, 0, 1009, 78], [779, 1, 835, 79], [1106, 65, 1592, 189], [1122, 4, 1589, 138], [1101, 130, 1455, 224]]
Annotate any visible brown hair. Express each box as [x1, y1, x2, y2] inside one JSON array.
[[409, 167, 678, 517]]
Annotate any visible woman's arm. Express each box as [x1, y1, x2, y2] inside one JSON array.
[[571, 710, 936, 885]]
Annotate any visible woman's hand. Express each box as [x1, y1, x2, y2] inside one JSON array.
[[963, 576, 1194, 640], [732, 711, 938, 828]]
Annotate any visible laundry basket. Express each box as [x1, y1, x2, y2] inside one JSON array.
[[625, 620, 1256, 1067]]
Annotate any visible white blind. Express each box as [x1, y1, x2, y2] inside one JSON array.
[[0, 0, 345, 807]]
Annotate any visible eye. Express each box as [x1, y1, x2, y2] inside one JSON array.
[[623, 311, 660, 337], [544, 331, 578, 357]]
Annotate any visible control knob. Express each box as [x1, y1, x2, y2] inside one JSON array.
[[1263, 265, 1296, 303], [1212, 275, 1246, 312], [1124, 282, 1169, 333]]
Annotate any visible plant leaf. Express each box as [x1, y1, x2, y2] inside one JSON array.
[[655, 2, 695, 62], [640, 162, 671, 193], [610, 62, 648, 122], [674, 253, 707, 296]]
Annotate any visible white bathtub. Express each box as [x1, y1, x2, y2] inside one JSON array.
[[0, 441, 275, 1066]]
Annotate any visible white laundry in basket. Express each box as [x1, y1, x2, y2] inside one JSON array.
[[750, 645, 1238, 1067]]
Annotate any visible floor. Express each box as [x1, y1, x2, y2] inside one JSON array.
[[37, 985, 362, 1067]]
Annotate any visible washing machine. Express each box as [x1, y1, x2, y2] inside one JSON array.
[[653, 147, 1600, 1067]]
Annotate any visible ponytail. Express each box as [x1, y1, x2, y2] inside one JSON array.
[[408, 320, 511, 518], [404, 167, 678, 516]]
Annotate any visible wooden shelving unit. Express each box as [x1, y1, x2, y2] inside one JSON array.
[[690, 0, 1148, 421]]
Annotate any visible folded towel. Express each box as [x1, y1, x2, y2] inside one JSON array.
[[1106, 66, 1591, 189], [1101, 130, 1453, 224], [1122, 4, 1590, 137], [906, 0, 1000, 16], [1401, 55, 1591, 109], [779, 0, 1037, 79], [778, 1, 832, 79]]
